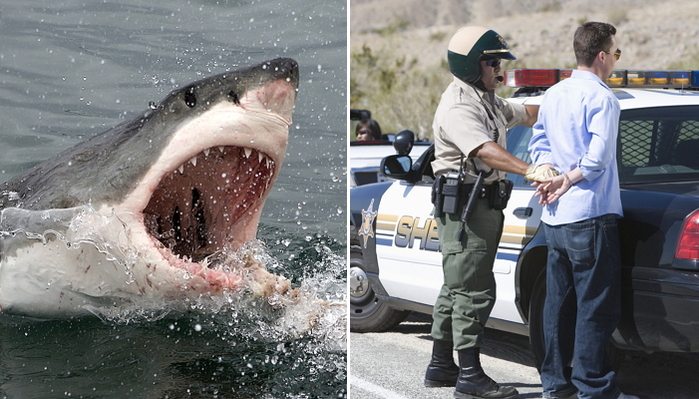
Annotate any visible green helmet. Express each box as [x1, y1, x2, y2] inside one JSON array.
[[447, 26, 515, 84]]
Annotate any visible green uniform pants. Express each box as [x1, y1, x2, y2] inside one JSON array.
[[430, 195, 504, 350]]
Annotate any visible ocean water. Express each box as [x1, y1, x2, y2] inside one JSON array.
[[0, 0, 347, 398]]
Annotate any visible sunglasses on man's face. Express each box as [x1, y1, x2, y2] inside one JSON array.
[[613, 48, 621, 61], [605, 48, 621, 61], [483, 58, 501, 68]]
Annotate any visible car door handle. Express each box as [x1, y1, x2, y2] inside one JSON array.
[[513, 207, 533, 219]]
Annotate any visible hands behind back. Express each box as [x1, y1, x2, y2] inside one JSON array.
[[531, 166, 579, 205], [525, 164, 559, 182]]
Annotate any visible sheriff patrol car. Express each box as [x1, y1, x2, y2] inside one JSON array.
[[349, 69, 699, 367]]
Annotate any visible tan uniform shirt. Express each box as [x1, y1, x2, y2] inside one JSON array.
[[431, 77, 526, 184]]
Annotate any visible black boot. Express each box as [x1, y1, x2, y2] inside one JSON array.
[[424, 339, 459, 387], [454, 347, 519, 399]]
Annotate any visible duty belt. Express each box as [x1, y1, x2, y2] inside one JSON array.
[[440, 182, 493, 199]]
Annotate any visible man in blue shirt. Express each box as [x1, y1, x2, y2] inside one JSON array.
[[528, 22, 638, 399]]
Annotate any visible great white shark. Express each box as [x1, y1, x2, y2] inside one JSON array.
[[0, 57, 299, 318]]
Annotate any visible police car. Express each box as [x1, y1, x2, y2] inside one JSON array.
[[349, 69, 699, 366]]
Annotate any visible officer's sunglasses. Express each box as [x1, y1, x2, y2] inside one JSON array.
[[483, 58, 501, 68]]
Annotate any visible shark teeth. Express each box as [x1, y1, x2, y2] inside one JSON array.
[[148, 143, 279, 274], [170, 146, 276, 179]]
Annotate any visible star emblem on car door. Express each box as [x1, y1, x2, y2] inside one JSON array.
[[358, 198, 377, 248]]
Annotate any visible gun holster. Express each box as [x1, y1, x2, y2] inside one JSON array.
[[489, 179, 513, 210]]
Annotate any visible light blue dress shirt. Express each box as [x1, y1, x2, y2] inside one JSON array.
[[528, 69, 623, 225]]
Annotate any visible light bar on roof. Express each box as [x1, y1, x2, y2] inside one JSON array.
[[504, 69, 699, 89], [504, 69, 562, 87]]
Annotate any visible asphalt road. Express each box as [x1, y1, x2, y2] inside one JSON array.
[[349, 313, 699, 399]]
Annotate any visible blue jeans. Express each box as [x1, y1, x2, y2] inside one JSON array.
[[540, 214, 622, 399]]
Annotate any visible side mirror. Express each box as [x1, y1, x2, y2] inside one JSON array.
[[393, 130, 415, 155], [381, 154, 413, 179]]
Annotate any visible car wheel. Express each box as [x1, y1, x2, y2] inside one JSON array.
[[349, 245, 410, 332], [528, 269, 624, 372]]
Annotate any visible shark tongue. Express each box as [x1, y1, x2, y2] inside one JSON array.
[[142, 146, 275, 265]]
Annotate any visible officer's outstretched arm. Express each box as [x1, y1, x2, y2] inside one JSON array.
[[521, 105, 539, 127], [470, 141, 529, 175]]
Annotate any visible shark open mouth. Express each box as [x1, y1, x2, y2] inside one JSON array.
[[142, 144, 276, 285]]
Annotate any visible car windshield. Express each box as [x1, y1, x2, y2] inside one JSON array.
[[506, 105, 699, 186]]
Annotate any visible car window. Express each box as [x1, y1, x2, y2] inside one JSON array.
[[506, 105, 699, 186], [506, 125, 533, 187], [619, 105, 699, 184]]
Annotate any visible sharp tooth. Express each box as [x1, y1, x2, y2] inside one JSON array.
[[189, 156, 197, 167], [204, 149, 210, 157], [244, 148, 252, 158], [178, 165, 185, 174], [258, 153, 264, 163], [218, 146, 225, 153]]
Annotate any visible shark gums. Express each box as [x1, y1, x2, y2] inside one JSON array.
[[0, 58, 300, 317]]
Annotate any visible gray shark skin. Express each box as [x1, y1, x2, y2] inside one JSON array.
[[0, 58, 299, 317]]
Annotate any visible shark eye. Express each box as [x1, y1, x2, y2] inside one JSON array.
[[228, 90, 240, 105], [184, 86, 197, 108]]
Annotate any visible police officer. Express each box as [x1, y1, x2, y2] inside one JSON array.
[[425, 26, 552, 399]]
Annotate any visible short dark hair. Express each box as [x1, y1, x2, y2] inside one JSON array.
[[573, 22, 617, 67]]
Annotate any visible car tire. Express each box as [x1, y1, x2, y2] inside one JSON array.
[[528, 269, 624, 372], [349, 244, 410, 332]]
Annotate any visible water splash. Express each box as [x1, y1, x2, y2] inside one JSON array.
[[0, 207, 347, 398], [0, 206, 346, 344]]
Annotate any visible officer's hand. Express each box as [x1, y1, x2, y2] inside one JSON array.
[[525, 164, 559, 182]]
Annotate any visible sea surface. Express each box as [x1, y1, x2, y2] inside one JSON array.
[[0, 1, 347, 398]]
